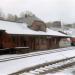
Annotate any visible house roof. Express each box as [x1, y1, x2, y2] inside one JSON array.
[[0, 20, 68, 37]]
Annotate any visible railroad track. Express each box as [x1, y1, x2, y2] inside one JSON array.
[[0, 47, 75, 62], [10, 56, 75, 75]]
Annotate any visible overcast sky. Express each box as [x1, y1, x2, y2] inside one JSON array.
[[0, 0, 75, 23]]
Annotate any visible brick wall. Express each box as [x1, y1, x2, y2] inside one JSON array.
[[30, 20, 46, 32]]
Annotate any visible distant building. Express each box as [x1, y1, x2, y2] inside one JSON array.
[[63, 24, 73, 30], [52, 21, 61, 28], [46, 21, 62, 31], [46, 21, 61, 28]]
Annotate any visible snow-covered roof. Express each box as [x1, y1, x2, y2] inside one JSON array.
[[0, 20, 68, 37]]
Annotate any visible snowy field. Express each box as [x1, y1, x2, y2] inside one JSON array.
[[0, 47, 75, 75]]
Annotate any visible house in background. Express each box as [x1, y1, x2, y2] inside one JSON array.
[[0, 20, 70, 54], [46, 21, 62, 31]]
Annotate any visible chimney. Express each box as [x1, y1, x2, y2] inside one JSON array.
[[30, 20, 46, 32]]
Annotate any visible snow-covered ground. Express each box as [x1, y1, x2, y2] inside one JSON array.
[[0, 47, 75, 75], [46, 66, 75, 75], [46, 72, 72, 75], [19, 68, 74, 75]]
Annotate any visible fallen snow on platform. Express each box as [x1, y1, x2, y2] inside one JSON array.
[[0, 48, 75, 75]]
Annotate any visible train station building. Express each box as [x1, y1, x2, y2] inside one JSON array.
[[0, 20, 70, 54]]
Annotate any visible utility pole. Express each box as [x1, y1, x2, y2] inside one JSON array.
[[61, 19, 64, 32]]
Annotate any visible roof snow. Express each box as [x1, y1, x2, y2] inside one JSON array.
[[0, 20, 68, 37]]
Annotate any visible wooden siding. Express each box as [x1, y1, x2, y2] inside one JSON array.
[[0, 30, 63, 54], [0, 30, 15, 48]]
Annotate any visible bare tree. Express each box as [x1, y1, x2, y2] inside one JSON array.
[[7, 14, 13, 21], [14, 15, 18, 21], [7, 14, 18, 22], [25, 11, 34, 16], [20, 11, 35, 18], [20, 12, 25, 18]]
